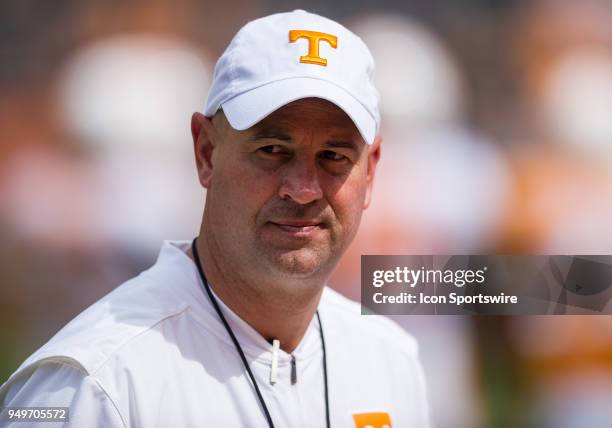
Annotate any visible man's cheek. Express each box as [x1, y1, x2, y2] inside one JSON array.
[[337, 183, 367, 214], [348, 193, 368, 231], [332, 197, 363, 233]]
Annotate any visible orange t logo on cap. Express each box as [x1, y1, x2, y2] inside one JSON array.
[[289, 30, 338, 66]]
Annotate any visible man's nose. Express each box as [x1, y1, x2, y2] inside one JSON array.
[[278, 159, 323, 205]]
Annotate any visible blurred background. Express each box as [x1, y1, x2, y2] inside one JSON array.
[[1, 0, 612, 427]]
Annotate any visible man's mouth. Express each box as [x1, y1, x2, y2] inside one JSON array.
[[268, 220, 323, 236]]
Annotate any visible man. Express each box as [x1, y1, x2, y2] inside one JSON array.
[[0, 10, 430, 427]]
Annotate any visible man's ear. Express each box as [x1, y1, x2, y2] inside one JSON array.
[[363, 135, 382, 209], [191, 112, 217, 189]]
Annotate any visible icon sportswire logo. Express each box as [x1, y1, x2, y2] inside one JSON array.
[[289, 30, 337, 66]]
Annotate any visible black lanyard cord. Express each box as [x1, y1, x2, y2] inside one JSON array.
[[191, 238, 330, 428], [316, 310, 330, 428], [192, 238, 274, 427]]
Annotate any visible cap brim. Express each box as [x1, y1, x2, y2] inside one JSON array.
[[220, 78, 376, 145]]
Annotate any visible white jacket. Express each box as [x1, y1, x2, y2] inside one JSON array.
[[0, 241, 431, 427]]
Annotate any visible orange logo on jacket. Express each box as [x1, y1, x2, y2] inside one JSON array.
[[353, 412, 392, 428], [289, 30, 337, 66]]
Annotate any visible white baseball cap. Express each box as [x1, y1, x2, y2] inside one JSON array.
[[204, 10, 380, 145]]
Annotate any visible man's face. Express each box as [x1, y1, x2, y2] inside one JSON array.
[[194, 98, 380, 281]]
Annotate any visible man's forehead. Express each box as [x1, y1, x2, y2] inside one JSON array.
[[251, 98, 362, 138]]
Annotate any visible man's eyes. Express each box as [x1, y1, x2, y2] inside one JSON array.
[[255, 146, 349, 163], [319, 150, 347, 162], [258, 145, 286, 155]]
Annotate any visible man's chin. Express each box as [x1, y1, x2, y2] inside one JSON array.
[[266, 248, 328, 277]]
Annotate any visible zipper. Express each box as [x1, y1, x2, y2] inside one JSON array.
[[291, 354, 297, 385]]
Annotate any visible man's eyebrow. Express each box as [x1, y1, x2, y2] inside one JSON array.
[[248, 132, 362, 151], [249, 130, 293, 142], [324, 140, 360, 151]]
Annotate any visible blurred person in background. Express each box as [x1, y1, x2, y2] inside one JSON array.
[[0, 10, 431, 428]]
